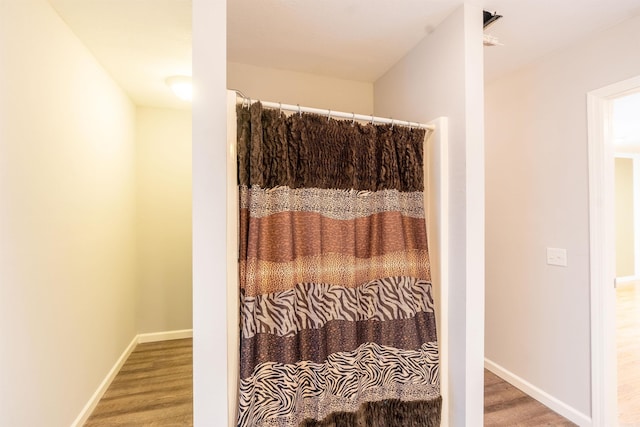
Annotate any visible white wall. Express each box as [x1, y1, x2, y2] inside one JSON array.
[[136, 107, 192, 333], [192, 0, 228, 425], [0, 0, 137, 425], [374, 5, 485, 426], [228, 62, 374, 113], [485, 14, 640, 420]]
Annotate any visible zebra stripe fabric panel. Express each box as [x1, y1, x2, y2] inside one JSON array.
[[238, 342, 440, 427], [236, 102, 441, 426], [241, 277, 435, 339], [239, 311, 438, 379]]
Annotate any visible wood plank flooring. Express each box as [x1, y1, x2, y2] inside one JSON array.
[[86, 338, 574, 426], [84, 338, 193, 426], [618, 283, 640, 425], [484, 370, 575, 426]]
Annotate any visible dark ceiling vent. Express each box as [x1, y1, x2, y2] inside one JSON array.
[[483, 10, 502, 29]]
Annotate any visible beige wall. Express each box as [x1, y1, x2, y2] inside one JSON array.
[[0, 0, 137, 425], [136, 107, 192, 333], [374, 5, 485, 425], [228, 61, 374, 113], [485, 14, 640, 420], [616, 157, 635, 278]]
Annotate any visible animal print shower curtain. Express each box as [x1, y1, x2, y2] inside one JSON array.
[[236, 102, 441, 427]]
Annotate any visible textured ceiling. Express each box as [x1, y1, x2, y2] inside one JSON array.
[[48, 0, 640, 108], [228, 0, 640, 82], [227, 0, 476, 82]]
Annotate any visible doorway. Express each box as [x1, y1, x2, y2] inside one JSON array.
[[613, 93, 640, 425], [587, 76, 640, 426]]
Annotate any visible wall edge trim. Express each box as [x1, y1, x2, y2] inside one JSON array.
[[137, 329, 194, 344], [616, 275, 640, 284], [70, 335, 138, 427], [484, 358, 592, 427]]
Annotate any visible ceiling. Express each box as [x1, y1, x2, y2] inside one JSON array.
[[48, 0, 640, 109], [48, 0, 192, 109], [229, 0, 640, 83]]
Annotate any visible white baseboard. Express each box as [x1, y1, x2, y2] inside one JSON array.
[[616, 276, 640, 285], [137, 328, 193, 343], [72, 329, 193, 426], [484, 358, 592, 427], [71, 335, 138, 427]]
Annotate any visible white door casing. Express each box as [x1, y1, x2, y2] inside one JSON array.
[[587, 75, 640, 427]]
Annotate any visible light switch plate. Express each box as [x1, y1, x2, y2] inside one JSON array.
[[547, 247, 567, 267]]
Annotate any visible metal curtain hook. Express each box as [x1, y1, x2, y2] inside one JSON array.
[[391, 119, 394, 129], [327, 110, 331, 121], [351, 113, 356, 126], [279, 102, 282, 114], [297, 104, 302, 117], [370, 115, 374, 125]]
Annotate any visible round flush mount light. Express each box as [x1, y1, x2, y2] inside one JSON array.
[[165, 75, 192, 101]]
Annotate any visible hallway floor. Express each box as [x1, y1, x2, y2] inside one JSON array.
[[618, 283, 640, 425], [84, 338, 192, 426], [484, 370, 575, 426], [84, 338, 575, 426]]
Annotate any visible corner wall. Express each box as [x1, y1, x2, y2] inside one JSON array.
[[192, 0, 228, 425], [136, 107, 193, 333], [0, 0, 137, 425], [485, 14, 640, 421], [374, 4, 485, 425]]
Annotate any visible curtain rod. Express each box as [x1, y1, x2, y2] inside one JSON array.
[[235, 95, 435, 131]]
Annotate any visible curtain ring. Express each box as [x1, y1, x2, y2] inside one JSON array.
[[327, 110, 331, 122], [297, 104, 302, 117], [351, 113, 355, 126]]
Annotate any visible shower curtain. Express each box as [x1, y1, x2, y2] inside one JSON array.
[[236, 102, 441, 427]]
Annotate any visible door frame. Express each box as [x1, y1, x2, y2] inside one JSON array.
[[587, 75, 640, 426]]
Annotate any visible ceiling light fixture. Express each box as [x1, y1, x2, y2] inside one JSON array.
[[483, 10, 503, 47], [166, 75, 192, 101]]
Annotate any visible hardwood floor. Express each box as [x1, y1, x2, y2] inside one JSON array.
[[84, 338, 193, 426], [86, 338, 574, 426], [484, 370, 575, 426], [617, 283, 640, 425]]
